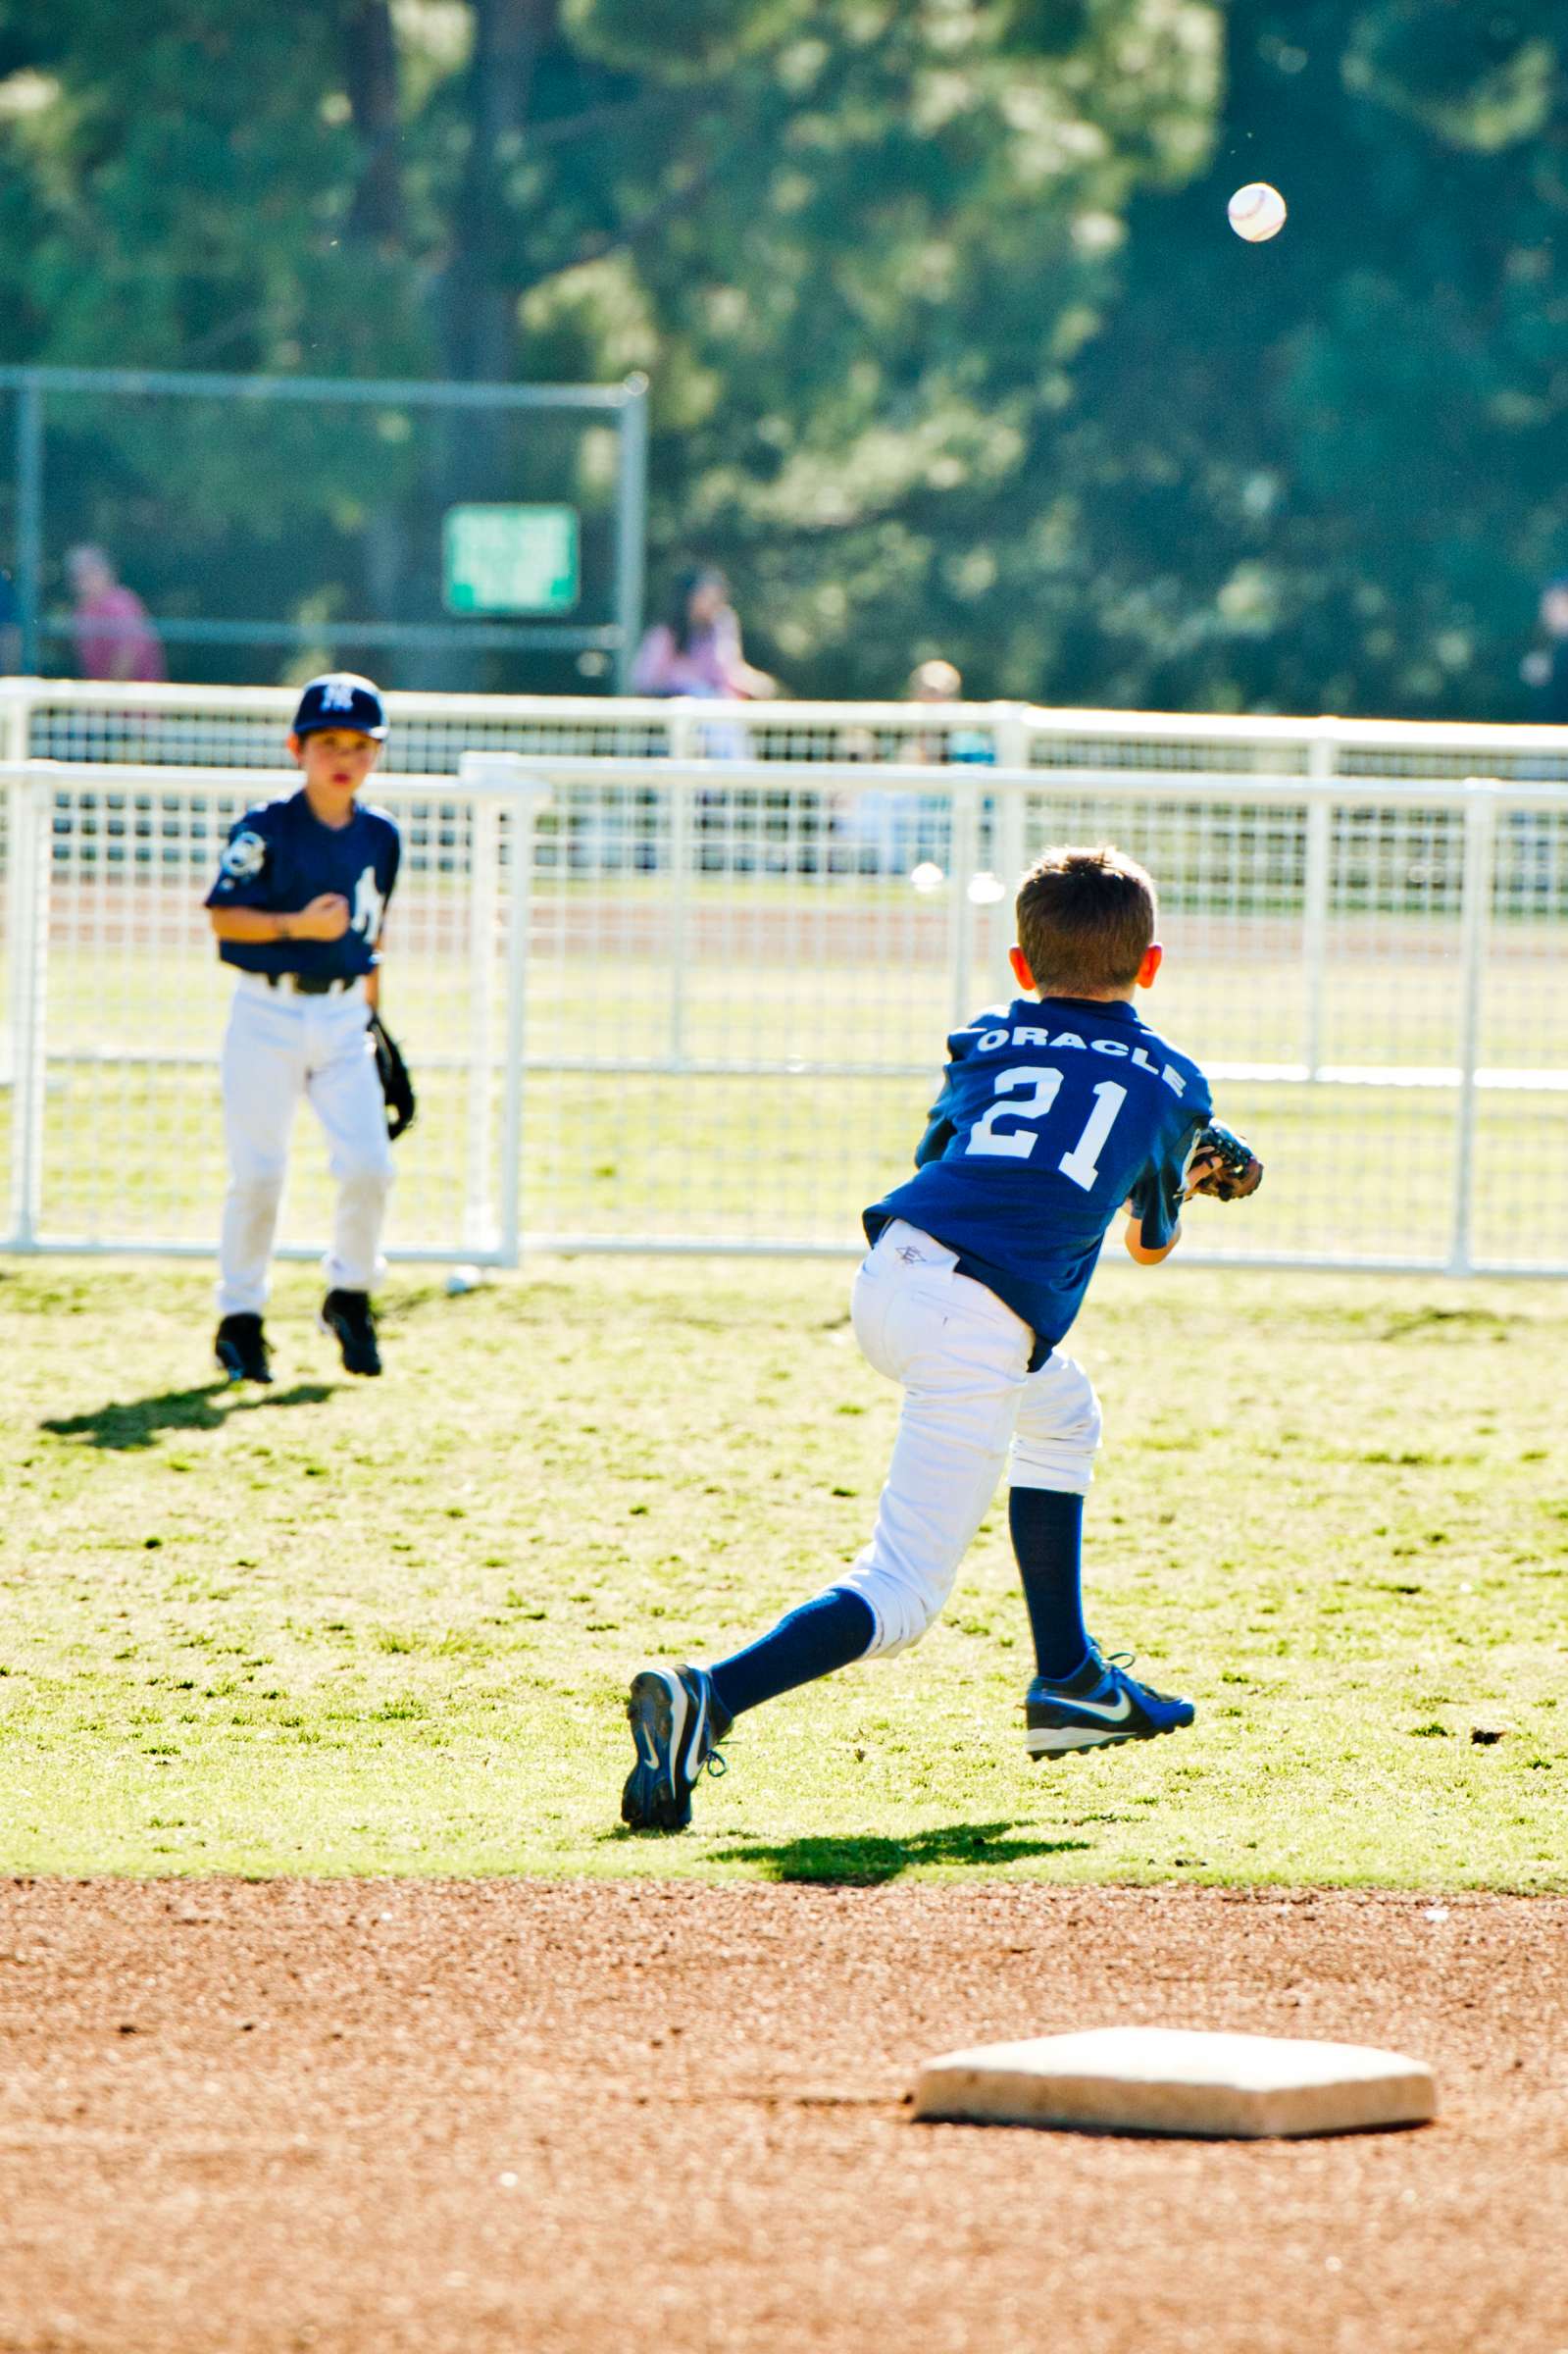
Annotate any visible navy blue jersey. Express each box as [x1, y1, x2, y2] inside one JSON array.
[[865, 996, 1212, 1361], [205, 791, 401, 979]]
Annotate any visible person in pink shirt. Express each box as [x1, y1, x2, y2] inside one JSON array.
[[67, 545, 168, 684], [632, 566, 776, 699]]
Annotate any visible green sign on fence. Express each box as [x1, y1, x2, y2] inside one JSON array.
[[442, 503, 580, 615]]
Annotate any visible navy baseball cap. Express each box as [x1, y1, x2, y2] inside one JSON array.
[[290, 673, 387, 741]]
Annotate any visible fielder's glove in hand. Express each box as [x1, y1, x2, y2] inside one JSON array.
[[1185, 1120, 1262, 1202], [369, 1013, 416, 1142]]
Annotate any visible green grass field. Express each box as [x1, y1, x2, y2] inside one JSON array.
[[1, 1255, 1563, 1886]]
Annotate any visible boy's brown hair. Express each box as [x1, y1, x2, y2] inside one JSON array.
[[1015, 844, 1158, 996]]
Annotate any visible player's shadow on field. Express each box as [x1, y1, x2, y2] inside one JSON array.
[[713, 1819, 1090, 1885], [41, 1380, 336, 1453]]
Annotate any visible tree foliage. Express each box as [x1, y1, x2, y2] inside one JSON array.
[[1, 0, 1565, 713]]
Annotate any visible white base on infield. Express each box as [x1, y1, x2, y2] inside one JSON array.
[[913, 2026, 1437, 2139]]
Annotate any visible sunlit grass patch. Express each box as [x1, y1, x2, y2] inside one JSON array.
[[1, 1256, 1564, 1885]]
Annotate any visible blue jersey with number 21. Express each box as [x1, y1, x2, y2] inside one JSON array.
[[864, 995, 1212, 1363]]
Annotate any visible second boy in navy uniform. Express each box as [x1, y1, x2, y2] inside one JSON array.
[[623, 844, 1263, 1830], [205, 674, 401, 1383]]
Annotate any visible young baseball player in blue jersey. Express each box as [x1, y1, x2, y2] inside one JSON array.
[[204, 674, 402, 1384], [622, 844, 1263, 1830]]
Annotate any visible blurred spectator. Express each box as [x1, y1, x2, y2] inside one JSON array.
[[632, 566, 777, 700], [0, 564, 20, 673], [906, 657, 993, 764], [906, 655, 962, 738], [1521, 575, 1568, 724], [836, 655, 990, 873], [67, 545, 167, 684]]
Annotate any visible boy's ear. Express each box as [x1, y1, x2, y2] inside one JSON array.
[[1008, 943, 1036, 991], [1138, 942, 1163, 988], [286, 732, 305, 767]]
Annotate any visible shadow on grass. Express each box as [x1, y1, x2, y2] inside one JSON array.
[[41, 1380, 336, 1452], [712, 1819, 1091, 1885]]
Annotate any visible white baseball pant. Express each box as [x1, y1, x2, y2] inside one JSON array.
[[836, 1220, 1102, 1659], [217, 974, 394, 1316]]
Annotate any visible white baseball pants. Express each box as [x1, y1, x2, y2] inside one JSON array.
[[837, 1221, 1102, 1659], [217, 974, 394, 1316]]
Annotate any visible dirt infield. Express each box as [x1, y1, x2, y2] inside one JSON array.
[[2, 1880, 1565, 2354]]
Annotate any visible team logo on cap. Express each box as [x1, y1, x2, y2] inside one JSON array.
[[292, 671, 386, 738]]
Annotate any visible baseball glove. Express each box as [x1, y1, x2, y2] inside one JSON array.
[[369, 1013, 416, 1142], [1185, 1119, 1262, 1202]]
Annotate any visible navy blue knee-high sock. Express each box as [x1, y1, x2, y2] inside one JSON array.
[[1009, 1489, 1089, 1680], [708, 1588, 877, 1722]]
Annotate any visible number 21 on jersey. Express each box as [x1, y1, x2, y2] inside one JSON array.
[[966, 1065, 1127, 1192]]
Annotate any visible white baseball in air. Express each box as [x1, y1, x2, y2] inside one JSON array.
[[445, 1263, 484, 1296], [1228, 181, 1287, 242]]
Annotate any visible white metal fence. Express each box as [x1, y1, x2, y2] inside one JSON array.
[[1, 681, 1565, 1274]]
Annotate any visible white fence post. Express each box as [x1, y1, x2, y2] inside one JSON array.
[[464, 794, 502, 1251], [991, 708, 1030, 998], [1448, 781, 1496, 1277], [665, 707, 699, 1066], [666, 779, 693, 1068], [947, 777, 982, 1027], [5, 769, 49, 1248], [0, 681, 31, 763], [459, 755, 552, 1268], [1302, 727, 1337, 1081]]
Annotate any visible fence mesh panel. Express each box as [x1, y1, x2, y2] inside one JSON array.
[[1482, 797, 1568, 1269], [3, 688, 1565, 1276], [20, 769, 511, 1256]]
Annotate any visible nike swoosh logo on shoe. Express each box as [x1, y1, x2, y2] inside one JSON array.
[[1057, 1687, 1135, 1723], [682, 1683, 706, 1782], [663, 1675, 689, 1799]]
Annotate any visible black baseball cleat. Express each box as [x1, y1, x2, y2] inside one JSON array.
[[215, 1312, 272, 1385], [1026, 1642, 1195, 1760], [320, 1289, 382, 1377], [622, 1664, 732, 1831]]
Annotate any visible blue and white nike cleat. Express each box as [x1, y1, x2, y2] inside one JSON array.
[[622, 1664, 732, 1831], [1025, 1642, 1194, 1759]]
